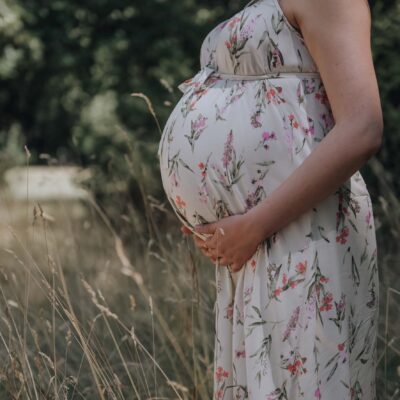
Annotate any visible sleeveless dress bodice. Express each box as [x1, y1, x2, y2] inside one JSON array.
[[199, 0, 318, 75], [157, 0, 379, 398]]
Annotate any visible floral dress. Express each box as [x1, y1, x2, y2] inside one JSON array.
[[157, 0, 379, 398]]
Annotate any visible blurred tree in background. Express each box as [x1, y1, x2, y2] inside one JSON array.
[[0, 0, 239, 183], [0, 0, 398, 198]]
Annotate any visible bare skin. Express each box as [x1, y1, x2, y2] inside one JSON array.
[[182, 0, 384, 272]]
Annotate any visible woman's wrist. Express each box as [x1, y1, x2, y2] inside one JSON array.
[[243, 204, 274, 246]]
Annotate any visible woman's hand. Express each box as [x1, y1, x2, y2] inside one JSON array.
[[181, 225, 219, 263], [187, 213, 264, 272]]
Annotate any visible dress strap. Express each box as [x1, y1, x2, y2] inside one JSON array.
[[271, 0, 304, 41]]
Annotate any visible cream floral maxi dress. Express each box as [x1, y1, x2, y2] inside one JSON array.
[[158, 0, 379, 398]]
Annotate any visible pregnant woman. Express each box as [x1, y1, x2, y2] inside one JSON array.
[[158, 0, 383, 398]]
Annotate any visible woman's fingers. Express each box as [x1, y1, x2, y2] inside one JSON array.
[[181, 224, 229, 266], [215, 256, 231, 266], [181, 225, 192, 236], [200, 247, 218, 263], [206, 234, 220, 250], [194, 236, 208, 250], [181, 226, 216, 259], [194, 223, 217, 236], [201, 248, 239, 268], [191, 229, 237, 267], [200, 248, 210, 258], [231, 263, 244, 273]]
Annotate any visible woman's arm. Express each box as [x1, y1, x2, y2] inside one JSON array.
[[191, 0, 384, 271]]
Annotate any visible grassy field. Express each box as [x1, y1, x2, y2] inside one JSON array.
[[0, 149, 399, 399]]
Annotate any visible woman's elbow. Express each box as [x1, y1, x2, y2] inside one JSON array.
[[350, 110, 384, 158], [365, 115, 384, 156]]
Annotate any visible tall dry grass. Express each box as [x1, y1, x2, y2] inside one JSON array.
[[0, 137, 216, 398], [0, 93, 398, 399]]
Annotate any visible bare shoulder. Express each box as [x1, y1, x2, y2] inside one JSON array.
[[285, 0, 382, 135], [277, 0, 372, 42], [291, 0, 372, 44]]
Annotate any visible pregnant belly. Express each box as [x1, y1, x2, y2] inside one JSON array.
[[158, 83, 327, 221], [158, 83, 328, 254]]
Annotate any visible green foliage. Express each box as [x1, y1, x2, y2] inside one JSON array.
[[0, 0, 230, 154], [371, 0, 400, 193], [0, 0, 249, 201]]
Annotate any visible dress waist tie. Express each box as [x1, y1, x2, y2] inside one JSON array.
[[177, 65, 321, 94]]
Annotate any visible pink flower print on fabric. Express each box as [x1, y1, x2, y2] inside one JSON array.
[[281, 349, 307, 377], [295, 260, 307, 275], [197, 155, 212, 203], [239, 15, 259, 42], [255, 130, 277, 151], [266, 85, 284, 105], [234, 340, 247, 361], [251, 111, 262, 128], [302, 116, 315, 136], [365, 209, 372, 226], [214, 366, 230, 400], [185, 113, 208, 152], [175, 195, 186, 210], [222, 130, 234, 168], [282, 305, 301, 342], [336, 226, 349, 244], [224, 302, 234, 322]]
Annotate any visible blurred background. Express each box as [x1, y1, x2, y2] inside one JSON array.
[[0, 0, 399, 398]]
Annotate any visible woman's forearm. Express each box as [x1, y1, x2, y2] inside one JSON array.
[[246, 119, 383, 244]]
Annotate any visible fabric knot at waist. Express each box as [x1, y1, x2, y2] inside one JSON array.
[[177, 65, 321, 94]]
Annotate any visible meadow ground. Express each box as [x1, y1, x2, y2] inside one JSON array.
[[0, 154, 398, 399]]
